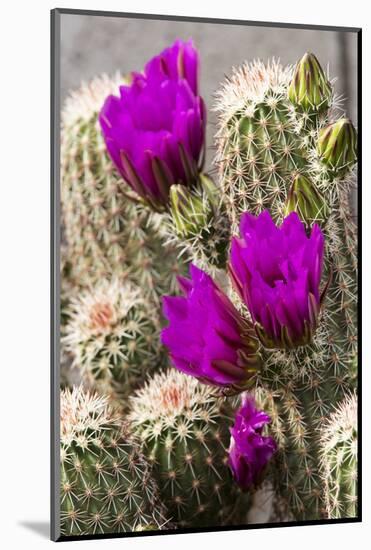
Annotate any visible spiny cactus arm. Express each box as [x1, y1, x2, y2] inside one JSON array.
[[320, 392, 358, 518], [60, 386, 169, 536], [128, 370, 249, 528], [212, 51, 358, 522]]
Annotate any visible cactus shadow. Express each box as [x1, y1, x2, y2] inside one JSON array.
[[19, 521, 49, 539]]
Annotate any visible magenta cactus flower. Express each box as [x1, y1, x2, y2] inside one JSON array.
[[99, 39, 206, 211], [229, 210, 325, 349], [161, 264, 261, 392], [228, 396, 277, 491], [145, 39, 199, 96]]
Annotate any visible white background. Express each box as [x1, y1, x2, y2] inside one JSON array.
[[0, 0, 369, 547]]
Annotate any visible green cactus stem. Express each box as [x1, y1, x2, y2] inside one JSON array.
[[60, 386, 168, 536], [214, 53, 357, 521], [128, 370, 248, 528], [320, 392, 358, 518]]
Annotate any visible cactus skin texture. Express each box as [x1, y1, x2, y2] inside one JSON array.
[[215, 54, 357, 521], [60, 386, 168, 536], [165, 175, 231, 272], [320, 393, 358, 519], [128, 370, 248, 528], [61, 74, 185, 303], [63, 279, 164, 406]]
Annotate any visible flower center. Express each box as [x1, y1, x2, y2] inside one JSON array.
[[89, 302, 114, 332]]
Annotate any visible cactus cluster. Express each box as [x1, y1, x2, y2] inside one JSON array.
[[60, 386, 168, 535], [60, 39, 358, 538], [128, 370, 247, 527]]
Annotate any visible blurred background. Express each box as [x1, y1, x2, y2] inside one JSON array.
[[60, 13, 358, 174]]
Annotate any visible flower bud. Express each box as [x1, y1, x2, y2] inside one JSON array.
[[169, 175, 217, 237], [317, 118, 357, 175], [288, 52, 332, 112], [285, 175, 329, 226], [228, 396, 276, 491]]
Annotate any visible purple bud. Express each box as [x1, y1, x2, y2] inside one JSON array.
[[228, 396, 276, 491]]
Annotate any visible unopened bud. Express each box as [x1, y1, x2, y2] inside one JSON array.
[[317, 118, 357, 175], [285, 175, 329, 226], [170, 175, 217, 237], [288, 52, 332, 112]]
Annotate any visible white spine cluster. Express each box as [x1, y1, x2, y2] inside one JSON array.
[[60, 385, 116, 448], [62, 72, 125, 127], [128, 370, 221, 435], [214, 59, 293, 122]]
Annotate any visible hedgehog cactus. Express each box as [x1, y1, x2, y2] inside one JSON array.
[[61, 73, 185, 302], [320, 393, 358, 518], [211, 53, 358, 520], [60, 386, 168, 536], [59, 41, 358, 536], [128, 370, 247, 527], [63, 279, 164, 405]]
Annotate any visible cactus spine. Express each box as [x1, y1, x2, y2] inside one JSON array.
[[215, 54, 357, 520], [61, 74, 185, 303], [320, 393, 358, 518], [128, 370, 247, 527], [165, 175, 231, 272], [63, 279, 164, 406], [60, 386, 168, 535]]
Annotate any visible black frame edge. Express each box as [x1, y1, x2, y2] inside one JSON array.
[[356, 27, 362, 523], [56, 517, 361, 543], [51, 7, 62, 543], [54, 8, 361, 33]]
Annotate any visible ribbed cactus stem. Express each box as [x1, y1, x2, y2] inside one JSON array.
[[320, 393, 358, 518], [60, 386, 168, 535], [128, 370, 247, 527], [215, 53, 357, 520]]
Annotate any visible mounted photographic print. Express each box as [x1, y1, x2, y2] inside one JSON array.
[[51, 8, 361, 542]]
